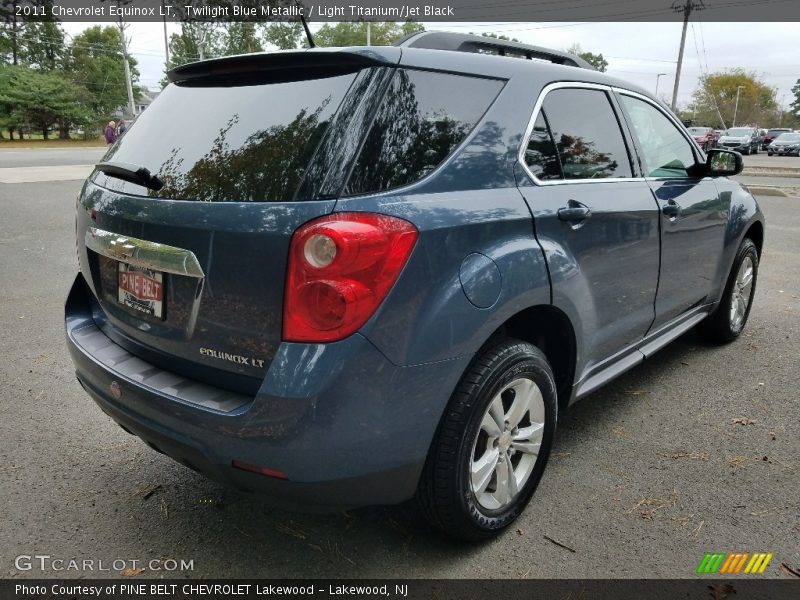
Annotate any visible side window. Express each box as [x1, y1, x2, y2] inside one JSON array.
[[345, 69, 504, 196], [541, 88, 633, 180], [524, 111, 562, 180], [619, 94, 697, 178]]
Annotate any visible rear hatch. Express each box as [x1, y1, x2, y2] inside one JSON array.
[[77, 50, 400, 392]]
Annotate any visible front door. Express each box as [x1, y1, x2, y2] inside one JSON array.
[[616, 93, 728, 330]]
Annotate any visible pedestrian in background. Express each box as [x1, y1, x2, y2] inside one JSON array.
[[104, 121, 117, 144], [117, 120, 127, 137]]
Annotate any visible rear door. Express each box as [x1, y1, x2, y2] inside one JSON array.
[[517, 84, 661, 381], [616, 92, 727, 330], [77, 54, 398, 390]]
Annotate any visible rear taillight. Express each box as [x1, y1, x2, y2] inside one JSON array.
[[283, 213, 418, 343]]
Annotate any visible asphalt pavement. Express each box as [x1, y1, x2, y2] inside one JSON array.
[[0, 152, 798, 579]]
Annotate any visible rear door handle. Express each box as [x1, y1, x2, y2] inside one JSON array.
[[558, 201, 591, 222], [662, 200, 681, 218]]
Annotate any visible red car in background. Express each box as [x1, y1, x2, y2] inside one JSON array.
[[687, 126, 720, 151]]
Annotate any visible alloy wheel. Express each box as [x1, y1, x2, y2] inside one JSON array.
[[470, 377, 545, 510], [730, 256, 754, 331]]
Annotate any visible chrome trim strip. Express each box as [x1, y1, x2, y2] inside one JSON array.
[[518, 81, 646, 186], [516, 81, 701, 187], [86, 227, 205, 279]]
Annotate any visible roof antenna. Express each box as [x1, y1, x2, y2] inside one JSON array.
[[294, 1, 316, 48]]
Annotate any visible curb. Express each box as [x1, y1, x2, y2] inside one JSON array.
[[745, 186, 788, 197]]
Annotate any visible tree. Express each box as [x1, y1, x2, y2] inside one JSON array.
[[223, 22, 263, 55], [168, 22, 223, 67], [0, 63, 91, 138], [692, 69, 777, 129], [19, 20, 65, 70], [566, 44, 608, 72], [0, 0, 20, 65], [471, 32, 521, 43], [314, 21, 423, 48], [262, 22, 303, 50], [66, 25, 141, 120], [789, 79, 800, 127]]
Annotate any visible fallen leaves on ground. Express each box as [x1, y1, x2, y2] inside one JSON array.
[[136, 484, 162, 500], [727, 455, 749, 469], [625, 489, 679, 519], [121, 567, 145, 577], [669, 450, 710, 461], [732, 417, 755, 425]]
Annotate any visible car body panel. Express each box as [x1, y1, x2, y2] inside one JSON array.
[[65, 42, 766, 510]]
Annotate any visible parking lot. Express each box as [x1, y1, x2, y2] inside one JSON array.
[[0, 148, 798, 579]]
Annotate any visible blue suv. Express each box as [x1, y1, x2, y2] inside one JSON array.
[[66, 32, 764, 539]]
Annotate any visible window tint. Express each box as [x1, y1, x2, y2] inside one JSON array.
[[94, 71, 358, 202], [620, 94, 697, 178], [524, 111, 562, 180], [345, 70, 503, 195], [541, 88, 632, 180]]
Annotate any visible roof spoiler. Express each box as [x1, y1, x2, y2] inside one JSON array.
[[395, 31, 594, 70], [168, 49, 400, 84]]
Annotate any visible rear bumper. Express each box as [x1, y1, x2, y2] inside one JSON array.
[[65, 273, 469, 510]]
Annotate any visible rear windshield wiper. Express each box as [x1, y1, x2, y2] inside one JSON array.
[[95, 161, 164, 191]]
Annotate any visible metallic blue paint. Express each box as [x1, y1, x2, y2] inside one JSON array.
[[65, 45, 765, 510]]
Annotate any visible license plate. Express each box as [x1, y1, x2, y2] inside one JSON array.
[[117, 263, 164, 318]]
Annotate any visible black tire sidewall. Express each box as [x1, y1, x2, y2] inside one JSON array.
[[454, 344, 557, 535], [721, 239, 759, 338]]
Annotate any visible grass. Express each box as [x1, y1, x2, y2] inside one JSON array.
[[0, 137, 107, 148]]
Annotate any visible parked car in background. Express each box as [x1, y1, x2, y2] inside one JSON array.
[[762, 128, 793, 150], [687, 126, 719, 151], [64, 31, 765, 540], [767, 132, 800, 156], [718, 127, 760, 155]]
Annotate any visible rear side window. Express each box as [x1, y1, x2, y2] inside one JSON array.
[[536, 88, 633, 180], [345, 69, 503, 196], [524, 112, 562, 180], [94, 71, 358, 202]]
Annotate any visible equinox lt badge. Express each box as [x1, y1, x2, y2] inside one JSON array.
[[200, 347, 265, 369]]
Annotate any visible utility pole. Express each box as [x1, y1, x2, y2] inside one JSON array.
[[670, 0, 705, 112], [732, 85, 745, 127], [161, 0, 170, 69], [778, 93, 786, 126], [366, 22, 371, 46], [115, 1, 136, 119]]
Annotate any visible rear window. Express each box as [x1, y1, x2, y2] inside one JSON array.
[[344, 69, 503, 196], [94, 72, 358, 202]]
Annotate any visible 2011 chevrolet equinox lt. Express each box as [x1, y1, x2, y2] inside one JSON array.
[[65, 32, 764, 540]]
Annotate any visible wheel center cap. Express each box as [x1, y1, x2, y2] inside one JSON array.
[[499, 432, 512, 451]]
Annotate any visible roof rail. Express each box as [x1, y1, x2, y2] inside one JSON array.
[[395, 31, 594, 70]]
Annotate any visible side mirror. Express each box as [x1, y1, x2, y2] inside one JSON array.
[[706, 149, 743, 177]]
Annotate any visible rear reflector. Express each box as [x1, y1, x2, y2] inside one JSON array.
[[232, 460, 288, 480]]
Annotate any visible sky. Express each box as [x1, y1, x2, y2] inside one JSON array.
[[61, 21, 799, 114]]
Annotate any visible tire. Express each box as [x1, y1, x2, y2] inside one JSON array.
[[417, 338, 557, 541], [698, 238, 759, 343], [752, 144, 758, 155], [768, 152, 773, 157], [743, 146, 750, 156]]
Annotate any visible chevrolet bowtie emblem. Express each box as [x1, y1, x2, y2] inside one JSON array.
[[109, 237, 135, 258]]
